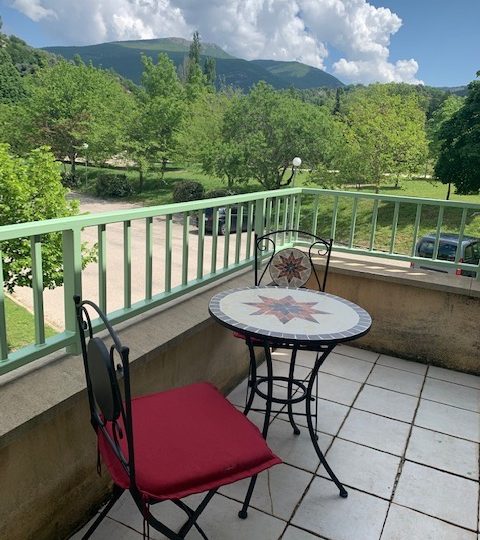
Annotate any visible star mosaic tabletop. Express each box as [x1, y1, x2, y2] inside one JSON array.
[[209, 286, 372, 343]]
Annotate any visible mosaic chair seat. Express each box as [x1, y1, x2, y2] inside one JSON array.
[[74, 296, 281, 539]]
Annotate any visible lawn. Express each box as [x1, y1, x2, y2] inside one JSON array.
[[5, 296, 56, 351]]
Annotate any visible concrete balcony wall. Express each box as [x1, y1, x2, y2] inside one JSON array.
[[312, 258, 480, 375], [0, 272, 253, 540]]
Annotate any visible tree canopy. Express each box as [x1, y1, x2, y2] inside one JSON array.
[[0, 145, 94, 291], [0, 48, 25, 104], [214, 82, 339, 190], [21, 59, 135, 177], [435, 75, 480, 194], [331, 85, 428, 191], [127, 53, 186, 187]]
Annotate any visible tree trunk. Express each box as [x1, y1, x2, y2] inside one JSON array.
[[138, 169, 144, 192], [161, 157, 168, 183], [394, 173, 400, 188], [446, 182, 451, 200], [70, 153, 77, 178]]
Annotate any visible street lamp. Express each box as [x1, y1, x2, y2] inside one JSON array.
[[81, 143, 89, 185], [292, 157, 302, 187]]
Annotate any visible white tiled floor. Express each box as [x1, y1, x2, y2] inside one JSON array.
[[71, 346, 480, 540]]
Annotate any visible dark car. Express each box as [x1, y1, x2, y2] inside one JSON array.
[[411, 233, 479, 277], [194, 206, 250, 235]]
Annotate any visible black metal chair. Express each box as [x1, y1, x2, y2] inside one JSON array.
[[254, 229, 333, 290], [234, 230, 333, 439], [74, 296, 281, 539]]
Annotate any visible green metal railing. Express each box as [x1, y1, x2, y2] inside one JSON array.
[[0, 189, 302, 375], [301, 188, 480, 276], [0, 187, 479, 375]]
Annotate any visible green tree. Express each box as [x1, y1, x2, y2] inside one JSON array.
[[427, 95, 463, 162], [0, 48, 25, 104], [127, 53, 186, 188], [435, 73, 480, 195], [176, 89, 237, 175], [203, 57, 216, 88], [23, 60, 134, 178], [183, 31, 207, 101], [217, 82, 339, 190], [0, 144, 94, 291], [335, 85, 428, 191]]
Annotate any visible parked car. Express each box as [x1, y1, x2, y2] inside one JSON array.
[[411, 233, 479, 277], [193, 206, 249, 235]]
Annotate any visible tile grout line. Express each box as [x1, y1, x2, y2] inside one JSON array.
[[378, 362, 430, 539], [284, 351, 380, 537]]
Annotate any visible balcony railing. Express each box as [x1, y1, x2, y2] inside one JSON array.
[[0, 187, 479, 375]]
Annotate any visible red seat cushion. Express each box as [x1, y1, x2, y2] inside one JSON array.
[[98, 382, 281, 501], [232, 331, 263, 344]]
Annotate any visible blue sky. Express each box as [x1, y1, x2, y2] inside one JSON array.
[[1, 0, 478, 87], [368, 0, 479, 87]]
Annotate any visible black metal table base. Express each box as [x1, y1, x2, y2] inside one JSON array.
[[239, 339, 348, 519]]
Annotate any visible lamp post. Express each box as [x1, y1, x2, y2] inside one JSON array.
[[292, 157, 302, 187], [81, 143, 89, 185]]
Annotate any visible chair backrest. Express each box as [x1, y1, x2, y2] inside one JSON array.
[[74, 296, 137, 487], [255, 230, 333, 291]]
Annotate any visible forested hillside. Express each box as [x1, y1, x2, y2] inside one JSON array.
[[43, 37, 344, 91]]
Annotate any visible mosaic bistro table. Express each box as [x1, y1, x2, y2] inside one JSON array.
[[209, 286, 372, 514]]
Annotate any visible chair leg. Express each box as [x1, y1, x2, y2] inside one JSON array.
[[176, 490, 216, 538], [81, 484, 124, 539], [138, 491, 216, 540], [239, 342, 274, 520], [243, 339, 257, 415], [238, 474, 258, 519]]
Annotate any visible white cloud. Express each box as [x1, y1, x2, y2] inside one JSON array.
[[11, 0, 57, 21], [8, 0, 422, 84]]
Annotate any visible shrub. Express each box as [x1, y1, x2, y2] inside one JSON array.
[[60, 171, 80, 188], [204, 188, 237, 199], [95, 173, 134, 198], [172, 181, 204, 203]]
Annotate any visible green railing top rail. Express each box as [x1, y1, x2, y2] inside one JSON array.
[[3, 186, 480, 242], [0, 188, 303, 241], [301, 188, 480, 209]]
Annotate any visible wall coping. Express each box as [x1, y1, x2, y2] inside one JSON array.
[[326, 252, 480, 298]]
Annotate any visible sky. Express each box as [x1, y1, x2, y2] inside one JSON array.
[[0, 0, 478, 87]]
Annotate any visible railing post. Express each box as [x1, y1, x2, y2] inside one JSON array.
[[0, 250, 8, 361], [31, 235, 45, 345], [254, 198, 266, 272], [63, 228, 82, 354]]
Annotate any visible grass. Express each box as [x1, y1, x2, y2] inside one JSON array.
[[297, 176, 480, 255], [5, 296, 56, 351]]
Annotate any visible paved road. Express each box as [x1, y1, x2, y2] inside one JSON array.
[[11, 193, 249, 329]]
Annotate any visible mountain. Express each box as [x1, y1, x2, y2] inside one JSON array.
[[43, 38, 344, 91], [251, 59, 344, 90], [437, 86, 469, 97]]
